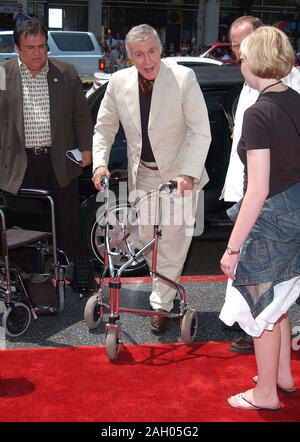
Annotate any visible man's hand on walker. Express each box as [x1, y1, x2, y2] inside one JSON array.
[[92, 166, 110, 191], [176, 175, 194, 197]]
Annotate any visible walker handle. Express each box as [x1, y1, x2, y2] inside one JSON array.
[[101, 176, 125, 189], [168, 180, 177, 192], [100, 176, 109, 189]]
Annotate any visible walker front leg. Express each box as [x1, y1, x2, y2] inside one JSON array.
[[105, 276, 122, 360]]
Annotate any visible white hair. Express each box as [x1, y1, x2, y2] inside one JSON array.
[[125, 24, 162, 58]]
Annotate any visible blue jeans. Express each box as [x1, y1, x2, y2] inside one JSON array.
[[227, 182, 300, 318]]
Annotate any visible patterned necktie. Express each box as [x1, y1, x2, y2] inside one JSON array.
[[139, 76, 154, 95]]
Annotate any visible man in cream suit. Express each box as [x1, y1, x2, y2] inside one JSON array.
[[93, 24, 211, 333]]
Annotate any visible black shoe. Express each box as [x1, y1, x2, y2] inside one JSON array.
[[229, 336, 254, 354], [150, 309, 170, 334]]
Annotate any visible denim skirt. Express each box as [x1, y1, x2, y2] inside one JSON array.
[[219, 182, 300, 337]]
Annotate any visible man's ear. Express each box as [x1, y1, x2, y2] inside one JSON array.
[[15, 44, 21, 56]]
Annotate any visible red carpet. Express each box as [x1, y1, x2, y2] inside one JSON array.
[[0, 342, 299, 422]]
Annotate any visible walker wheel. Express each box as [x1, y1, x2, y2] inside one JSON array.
[[84, 293, 103, 329], [180, 309, 198, 345], [2, 302, 31, 337], [106, 327, 120, 360]]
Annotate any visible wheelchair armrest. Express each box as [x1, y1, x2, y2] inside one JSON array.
[[0, 205, 15, 222], [18, 188, 51, 197], [0, 188, 51, 200]]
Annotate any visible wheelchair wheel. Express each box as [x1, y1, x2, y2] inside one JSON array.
[[2, 302, 31, 337], [84, 293, 103, 329], [57, 282, 65, 313], [180, 309, 198, 345], [106, 327, 121, 360]]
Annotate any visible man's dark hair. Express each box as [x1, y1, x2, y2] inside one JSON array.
[[14, 18, 48, 47], [229, 15, 264, 39]]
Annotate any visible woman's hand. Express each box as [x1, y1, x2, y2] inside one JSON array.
[[220, 251, 239, 280]]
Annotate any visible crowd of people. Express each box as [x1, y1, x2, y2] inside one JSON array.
[[98, 29, 207, 73], [98, 29, 128, 73]]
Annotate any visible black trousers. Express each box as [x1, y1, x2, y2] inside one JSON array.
[[9, 152, 85, 259]]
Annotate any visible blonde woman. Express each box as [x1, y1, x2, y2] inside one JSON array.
[[219, 26, 300, 411]]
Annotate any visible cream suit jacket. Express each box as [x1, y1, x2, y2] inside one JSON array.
[[93, 59, 211, 194]]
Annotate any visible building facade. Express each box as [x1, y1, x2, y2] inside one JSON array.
[[1, 1, 300, 52]]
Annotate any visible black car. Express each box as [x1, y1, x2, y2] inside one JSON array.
[[79, 64, 244, 273]]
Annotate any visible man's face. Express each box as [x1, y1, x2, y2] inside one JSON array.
[[127, 36, 161, 80], [16, 32, 48, 76], [230, 22, 254, 60], [240, 57, 257, 90]]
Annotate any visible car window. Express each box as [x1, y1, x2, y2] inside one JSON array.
[[188, 65, 243, 85], [51, 33, 95, 51], [210, 47, 233, 60], [0, 34, 14, 53]]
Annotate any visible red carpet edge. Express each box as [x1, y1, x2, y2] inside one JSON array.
[[0, 341, 299, 422]]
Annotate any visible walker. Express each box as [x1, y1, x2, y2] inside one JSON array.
[[84, 176, 198, 360]]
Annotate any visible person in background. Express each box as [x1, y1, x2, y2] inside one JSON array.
[[92, 24, 211, 333], [13, 3, 30, 28], [115, 32, 125, 49], [0, 19, 93, 264], [104, 50, 112, 73], [105, 29, 117, 51], [180, 38, 190, 55], [220, 15, 300, 354], [220, 25, 300, 411], [116, 51, 127, 70], [110, 41, 122, 66]]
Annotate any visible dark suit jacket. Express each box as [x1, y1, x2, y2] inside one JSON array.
[[0, 58, 93, 194]]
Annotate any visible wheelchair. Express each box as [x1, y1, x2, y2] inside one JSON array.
[[0, 188, 67, 337]]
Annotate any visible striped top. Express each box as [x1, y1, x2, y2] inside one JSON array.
[[19, 58, 52, 148]]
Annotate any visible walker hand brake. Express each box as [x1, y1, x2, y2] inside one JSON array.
[[100, 176, 109, 189], [168, 180, 177, 192]]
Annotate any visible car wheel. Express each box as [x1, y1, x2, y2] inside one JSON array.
[[81, 199, 148, 275], [87, 84, 108, 125]]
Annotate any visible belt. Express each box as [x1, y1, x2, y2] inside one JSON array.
[[141, 160, 159, 171], [26, 147, 51, 155]]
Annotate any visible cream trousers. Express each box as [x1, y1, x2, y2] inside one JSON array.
[[136, 161, 197, 312]]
